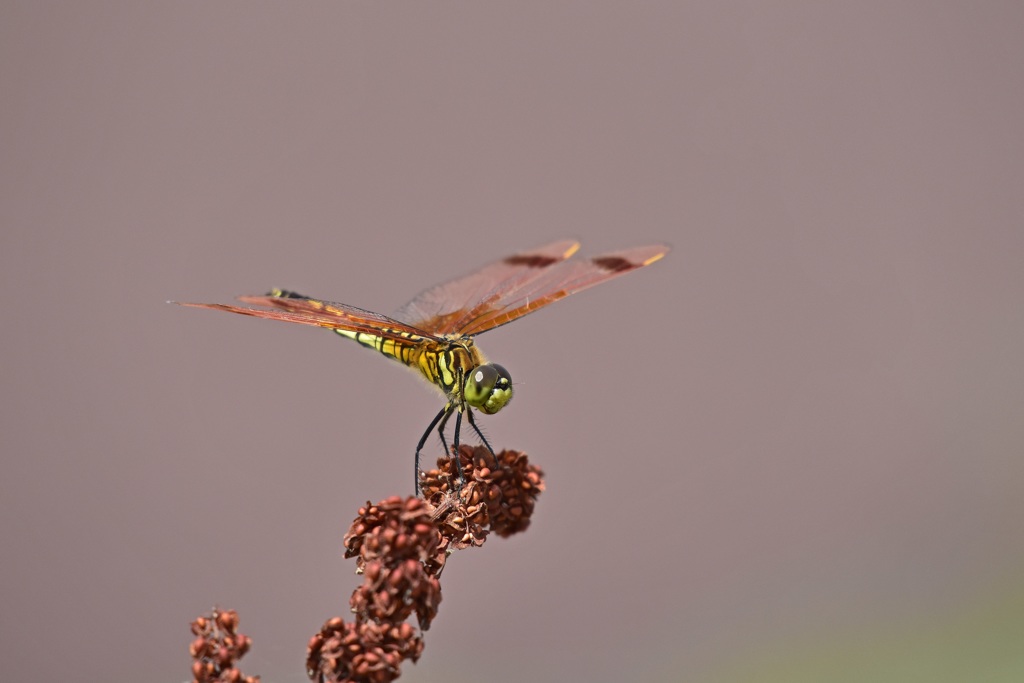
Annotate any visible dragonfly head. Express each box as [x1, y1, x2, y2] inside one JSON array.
[[464, 363, 513, 415]]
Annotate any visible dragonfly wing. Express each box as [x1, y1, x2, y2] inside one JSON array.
[[453, 243, 670, 336], [394, 239, 581, 334], [237, 294, 438, 337], [175, 296, 441, 342]]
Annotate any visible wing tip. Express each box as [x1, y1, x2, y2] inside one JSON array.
[[642, 245, 671, 266], [590, 243, 671, 271], [505, 238, 581, 268]]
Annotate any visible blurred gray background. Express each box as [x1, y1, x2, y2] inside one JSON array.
[[2, 3, 1023, 682]]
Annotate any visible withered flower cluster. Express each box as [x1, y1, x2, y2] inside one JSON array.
[[306, 445, 544, 683], [421, 445, 545, 539], [186, 445, 543, 683], [188, 608, 259, 683]]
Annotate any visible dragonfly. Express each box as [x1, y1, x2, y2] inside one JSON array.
[[176, 239, 669, 493]]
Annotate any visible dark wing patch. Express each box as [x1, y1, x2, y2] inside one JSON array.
[[393, 239, 580, 334], [453, 243, 670, 337]]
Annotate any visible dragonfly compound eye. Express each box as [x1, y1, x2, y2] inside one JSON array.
[[464, 363, 513, 414]]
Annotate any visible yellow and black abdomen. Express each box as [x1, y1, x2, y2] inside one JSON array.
[[331, 329, 482, 400]]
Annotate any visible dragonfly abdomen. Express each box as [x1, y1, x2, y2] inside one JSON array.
[[332, 329, 482, 400]]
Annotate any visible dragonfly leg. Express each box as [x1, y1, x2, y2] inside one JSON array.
[[436, 408, 453, 461], [451, 409, 466, 488], [415, 404, 451, 496], [465, 408, 498, 468]]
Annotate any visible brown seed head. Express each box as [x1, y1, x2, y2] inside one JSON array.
[[188, 608, 259, 683], [421, 445, 544, 540], [307, 617, 424, 683], [343, 497, 443, 572], [305, 444, 542, 682]]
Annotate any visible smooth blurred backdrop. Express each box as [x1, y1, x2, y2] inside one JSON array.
[[2, 3, 1023, 681]]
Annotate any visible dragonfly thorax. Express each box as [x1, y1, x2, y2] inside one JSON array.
[[463, 363, 513, 414], [422, 339, 511, 413]]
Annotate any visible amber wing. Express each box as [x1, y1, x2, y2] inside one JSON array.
[[175, 296, 442, 342], [393, 239, 582, 334], [401, 242, 669, 337], [176, 239, 668, 341]]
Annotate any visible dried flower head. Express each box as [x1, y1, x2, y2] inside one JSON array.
[[189, 608, 259, 683], [421, 445, 545, 538], [343, 496, 443, 573], [349, 558, 442, 630], [307, 617, 423, 683]]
